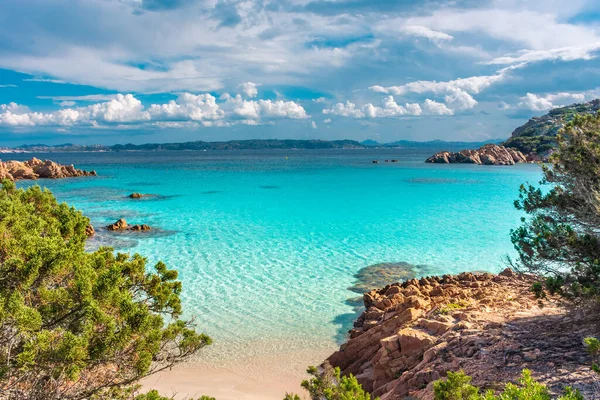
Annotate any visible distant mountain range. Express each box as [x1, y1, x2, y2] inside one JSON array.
[[0, 139, 503, 153]]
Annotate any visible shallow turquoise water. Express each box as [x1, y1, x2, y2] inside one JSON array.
[[15, 149, 541, 360]]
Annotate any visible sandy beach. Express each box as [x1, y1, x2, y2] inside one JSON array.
[[141, 344, 334, 399]]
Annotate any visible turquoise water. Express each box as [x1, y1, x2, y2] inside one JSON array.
[[15, 149, 541, 362]]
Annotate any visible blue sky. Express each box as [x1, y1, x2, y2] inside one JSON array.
[[0, 0, 600, 145]]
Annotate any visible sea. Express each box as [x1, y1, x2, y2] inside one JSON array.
[[13, 147, 541, 372]]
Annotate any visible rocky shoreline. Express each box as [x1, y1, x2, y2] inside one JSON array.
[[0, 157, 96, 181], [327, 269, 597, 399], [425, 144, 534, 165]]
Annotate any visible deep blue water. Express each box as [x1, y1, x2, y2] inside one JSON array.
[[13, 148, 541, 362]]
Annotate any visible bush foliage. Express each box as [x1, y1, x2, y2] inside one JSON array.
[[284, 363, 378, 400], [0, 181, 211, 399], [511, 112, 600, 299], [434, 370, 583, 400]]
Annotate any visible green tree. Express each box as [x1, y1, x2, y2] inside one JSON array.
[[511, 112, 600, 299], [0, 181, 211, 399], [285, 363, 378, 400], [434, 370, 583, 400]]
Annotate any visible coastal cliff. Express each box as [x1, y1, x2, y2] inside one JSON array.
[[327, 269, 596, 399], [503, 99, 600, 156], [0, 157, 96, 181], [425, 144, 529, 165]]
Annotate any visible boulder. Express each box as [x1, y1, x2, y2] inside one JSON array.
[[85, 224, 95, 237], [129, 224, 152, 231], [426, 144, 528, 166], [106, 218, 128, 231], [129, 193, 146, 199], [0, 158, 96, 181]]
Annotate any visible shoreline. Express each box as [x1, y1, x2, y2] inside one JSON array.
[[141, 345, 334, 399]]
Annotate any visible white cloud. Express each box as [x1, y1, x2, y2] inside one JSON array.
[[227, 95, 308, 120], [37, 94, 118, 102], [324, 96, 458, 118], [0, 92, 309, 129], [444, 88, 477, 110], [59, 101, 76, 107], [324, 118, 331, 123], [323, 101, 364, 118], [148, 93, 224, 121], [517, 92, 587, 111], [0, 84, 17, 88], [311, 120, 317, 129], [312, 97, 326, 103], [370, 67, 511, 97], [407, 6, 600, 64], [423, 99, 454, 115], [400, 25, 453, 43], [238, 82, 260, 98], [488, 43, 600, 65]]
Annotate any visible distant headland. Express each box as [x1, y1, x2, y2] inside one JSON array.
[[0, 139, 502, 153]]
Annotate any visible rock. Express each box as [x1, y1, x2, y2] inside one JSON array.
[[106, 219, 152, 232], [129, 193, 146, 199], [498, 268, 516, 277], [0, 158, 96, 181], [372, 160, 379, 164], [85, 224, 95, 237], [426, 144, 528, 166], [106, 218, 128, 231], [129, 224, 152, 231], [326, 268, 599, 399]]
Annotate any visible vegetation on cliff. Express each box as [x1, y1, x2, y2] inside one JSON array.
[[511, 112, 600, 299], [0, 181, 211, 399], [503, 99, 600, 156], [434, 370, 583, 400]]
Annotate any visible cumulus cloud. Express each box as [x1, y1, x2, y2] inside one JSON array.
[[238, 82, 260, 98], [323, 96, 458, 118], [226, 94, 308, 120], [370, 67, 512, 97], [0, 94, 150, 127], [517, 92, 587, 111], [0, 91, 309, 129], [423, 99, 454, 115], [148, 93, 224, 121]]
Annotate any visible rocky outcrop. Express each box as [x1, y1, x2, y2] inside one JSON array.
[[327, 269, 597, 399], [129, 193, 146, 199], [106, 219, 152, 232], [426, 144, 528, 165], [85, 224, 95, 237], [503, 99, 600, 157], [0, 158, 96, 181]]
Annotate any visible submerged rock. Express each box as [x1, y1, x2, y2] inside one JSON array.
[[0, 157, 96, 181], [128, 224, 152, 231], [106, 218, 152, 232], [426, 144, 528, 165], [349, 262, 417, 294], [128, 193, 146, 199]]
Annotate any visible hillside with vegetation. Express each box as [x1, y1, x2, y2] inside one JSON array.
[[503, 99, 600, 156]]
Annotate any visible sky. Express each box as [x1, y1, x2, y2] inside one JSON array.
[[0, 0, 600, 145]]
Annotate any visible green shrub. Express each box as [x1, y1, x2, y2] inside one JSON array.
[[0, 181, 211, 399], [434, 369, 583, 400], [286, 363, 379, 400], [511, 113, 600, 300]]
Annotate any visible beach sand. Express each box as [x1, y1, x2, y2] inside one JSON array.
[[141, 344, 334, 399]]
